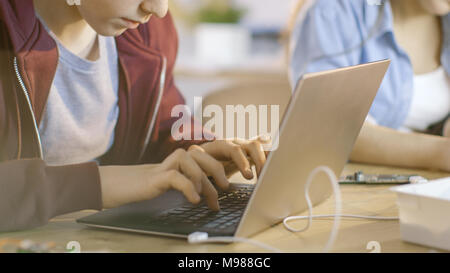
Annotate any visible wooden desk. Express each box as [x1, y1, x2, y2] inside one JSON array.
[[1, 164, 448, 253]]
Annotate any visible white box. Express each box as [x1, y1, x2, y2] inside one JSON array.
[[391, 177, 450, 251]]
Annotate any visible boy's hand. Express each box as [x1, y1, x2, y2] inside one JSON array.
[[199, 137, 271, 178], [98, 138, 269, 211]]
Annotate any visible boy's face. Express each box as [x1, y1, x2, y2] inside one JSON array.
[[75, 0, 169, 36], [418, 0, 450, 15]]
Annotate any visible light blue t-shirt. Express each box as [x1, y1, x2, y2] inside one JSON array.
[[289, 0, 450, 129], [38, 21, 120, 166]]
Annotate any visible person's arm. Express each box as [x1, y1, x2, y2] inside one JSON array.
[[350, 122, 450, 172], [0, 138, 268, 232], [0, 159, 102, 232]]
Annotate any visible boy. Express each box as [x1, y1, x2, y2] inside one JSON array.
[[0, 0, 268, 231]]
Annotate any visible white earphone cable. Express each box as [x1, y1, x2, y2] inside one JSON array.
[[188, 166, 399, 253]]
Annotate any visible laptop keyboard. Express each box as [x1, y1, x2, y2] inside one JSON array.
[[155, 184, 255, 230]]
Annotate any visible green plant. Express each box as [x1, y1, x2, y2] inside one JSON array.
[[196, 0, 245, 24]]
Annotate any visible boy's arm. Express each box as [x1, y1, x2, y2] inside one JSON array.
[[0, 159, 102, 232]]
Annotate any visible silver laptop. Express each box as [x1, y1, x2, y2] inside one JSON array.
[[77, 60, 390, 239]]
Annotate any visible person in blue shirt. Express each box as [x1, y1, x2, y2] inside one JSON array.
[[289, 0, 450, 172]]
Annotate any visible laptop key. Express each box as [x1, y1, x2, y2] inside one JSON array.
[[153, 185, 253, 228], [203, 223, 220, 228]]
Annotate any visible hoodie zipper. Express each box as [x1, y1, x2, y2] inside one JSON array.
[[13, 55, 165, 162], [13, 57, 44, 159], [138, 56, 167, 162]]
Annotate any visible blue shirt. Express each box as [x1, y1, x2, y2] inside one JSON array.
[[289, 0, 450, 129]]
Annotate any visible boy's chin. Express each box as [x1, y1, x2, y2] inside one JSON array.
[[112, 28, 128, 37], [91, 24, 127, 37]]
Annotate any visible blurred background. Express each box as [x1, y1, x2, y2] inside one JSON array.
[[169, 0, 295, 118]]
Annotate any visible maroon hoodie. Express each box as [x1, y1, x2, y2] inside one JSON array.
[[0, 0, 208, 231]]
